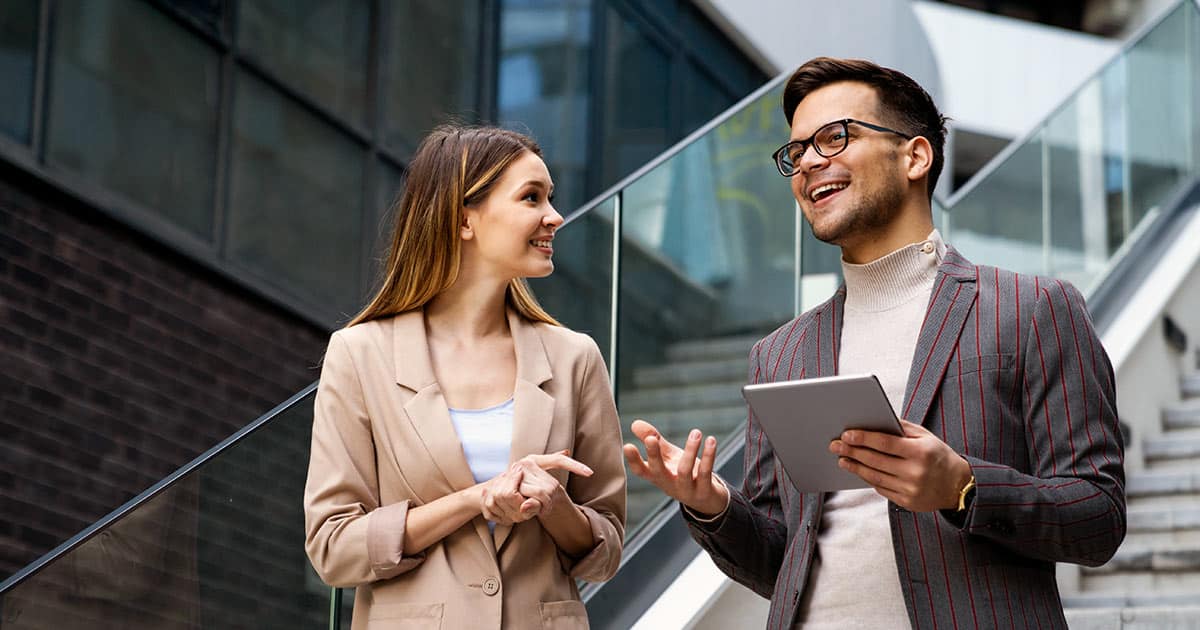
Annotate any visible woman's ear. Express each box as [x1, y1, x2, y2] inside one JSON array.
[[460, 209, 475, 241], [905, 136, 933, 183]]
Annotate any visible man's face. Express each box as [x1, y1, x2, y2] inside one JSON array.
[[788, 81, 908, 249]]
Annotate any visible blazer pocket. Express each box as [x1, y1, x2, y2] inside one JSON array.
[[951, 353, 1015, 376], [368, 602, 444, 630], [540, 599, 589, 630]]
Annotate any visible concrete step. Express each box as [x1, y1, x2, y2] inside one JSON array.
[[1144, 429, 1200, 468], [1065, 604, 1200, 629], [665, 334, 759, 363], [634, 357, 747, 388], [1165, 400, 1200, 431], [1128, 505, 1200, 533], [1183, 373, 1200, 399], [1128, 470, 1200, 499], [619, 382, 744, 415], [1065, 593, 1200, 608], [1086, 543, 1200, 575]]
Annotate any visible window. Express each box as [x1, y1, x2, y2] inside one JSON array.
[[227, 71, 364, 315], [0, 0, 37, 144], [47, 0, 220, 240], [380, 2, 482, 153], [238, 0, 369, 127], [601, 9, 671, 186], [500, 0, 591, 211]]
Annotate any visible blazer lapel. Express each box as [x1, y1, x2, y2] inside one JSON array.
[[900, 248, 978, 425], [820, 289, 844, 378], [393, 311, 479, 493], [494, 309, 555, 552], [392, 311, 501, 558]]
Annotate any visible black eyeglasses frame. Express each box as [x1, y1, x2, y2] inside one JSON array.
[[771, 118, 914, 177]]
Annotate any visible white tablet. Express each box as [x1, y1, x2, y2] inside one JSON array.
[[741, 374, 903, 493]]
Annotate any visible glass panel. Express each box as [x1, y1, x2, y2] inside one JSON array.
[[228, 71, 364, 315], [499, 0, 591, 212], [616, 85, 795, 533], [0, 0, 37, 144], [47, 0, 219, 240], [600, 8, 671, 191], [528, 197, 615, 366], [382, 2, 482, 154], [238, 0, 369, 127], [946, 135, 1044, 274], [1125, 2, 1195, 225], [0, 394, 328, 629]]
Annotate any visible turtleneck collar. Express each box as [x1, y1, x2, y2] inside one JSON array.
[[841, 229, 946, 313]]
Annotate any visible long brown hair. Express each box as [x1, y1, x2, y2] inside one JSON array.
[[348, 124, 561, 328]]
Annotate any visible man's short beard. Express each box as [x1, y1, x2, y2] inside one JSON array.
[[807, 181, 905, 247]]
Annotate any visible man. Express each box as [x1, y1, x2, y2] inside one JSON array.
[[624, 57, 1125, 629]]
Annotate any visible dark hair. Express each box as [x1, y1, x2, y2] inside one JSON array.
[[782, 57, 948, 200], [348, 124, 560, 327]]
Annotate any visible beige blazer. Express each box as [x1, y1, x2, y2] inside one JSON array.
[[304, 309, 626, 630]]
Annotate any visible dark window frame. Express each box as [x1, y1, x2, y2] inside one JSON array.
[[0, 0, 763, 330]]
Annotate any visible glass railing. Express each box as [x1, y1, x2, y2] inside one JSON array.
[[4, 2, 1197, 627], [0, 386, 328, 629], [945, 0, 1199, 295]]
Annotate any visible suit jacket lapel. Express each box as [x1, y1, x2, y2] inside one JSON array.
[[494, 309, 555, 552], [901, 248, 978, 425], [392, 311, 497, 557]]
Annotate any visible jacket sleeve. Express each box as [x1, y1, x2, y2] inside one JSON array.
[[558, 337, 627, 582], [304, 331, 425, 587], [948, 279, 1126, 566], [682, 339, 790, 598]]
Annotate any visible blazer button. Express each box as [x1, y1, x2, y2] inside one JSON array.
[[482, 576, 501, 596]]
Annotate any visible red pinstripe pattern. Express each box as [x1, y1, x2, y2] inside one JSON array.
[[956, 341, 968, 454], [902, 281, 961, 420], [932, 517, 960, 630], [912, 512, 940, 630], [769, 318, 803, 380], [1007, 272, 1022, 465], [691, 255, 1118, 630], [1030, 305, 1058, 475], [959, 534, 984, 629], [994, 268, 1003, 464], [894, 517, 919, 630], [995, 564, 1015, 629], [1056, 281, 1104, 471], [1043, 287, 1079, 475], [772, 327, 813, 628]]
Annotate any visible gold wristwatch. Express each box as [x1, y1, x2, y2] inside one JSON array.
[[956, 474, 976, 512]]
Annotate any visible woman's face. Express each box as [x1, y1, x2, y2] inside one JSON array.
[[462, 151, 563, 280]]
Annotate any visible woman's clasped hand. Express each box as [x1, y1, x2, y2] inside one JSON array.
[[477, 451, 593, 525]]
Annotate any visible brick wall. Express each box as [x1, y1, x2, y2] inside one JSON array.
[[0, 166, 329, 581]]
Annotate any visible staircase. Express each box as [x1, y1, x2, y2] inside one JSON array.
[[620, 333, 758, 526], [1066, 371, 1200, 627]]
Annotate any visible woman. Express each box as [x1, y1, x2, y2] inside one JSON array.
[[304, 125, 626, 629]]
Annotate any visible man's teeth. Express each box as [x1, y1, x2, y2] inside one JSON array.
[[531, 239, 552, 248], [811, 183, 848, 201]]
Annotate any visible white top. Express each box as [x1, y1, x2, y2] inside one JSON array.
[[796, 230, 945, 629], [448, 398, 515, 485]]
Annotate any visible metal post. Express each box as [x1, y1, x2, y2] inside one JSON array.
[[793, 200, 802, 316], [1041, 130, 1053, 275], [329, 587, 342, 629], [608, 192, 623, 401]]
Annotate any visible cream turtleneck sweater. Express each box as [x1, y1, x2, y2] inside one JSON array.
[[796, 230, 946, 629]]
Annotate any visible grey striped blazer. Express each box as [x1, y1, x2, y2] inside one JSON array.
[[685, 248, 1126, 629]]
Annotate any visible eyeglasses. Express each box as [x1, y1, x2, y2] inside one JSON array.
[[772, 118, 914, 177]]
